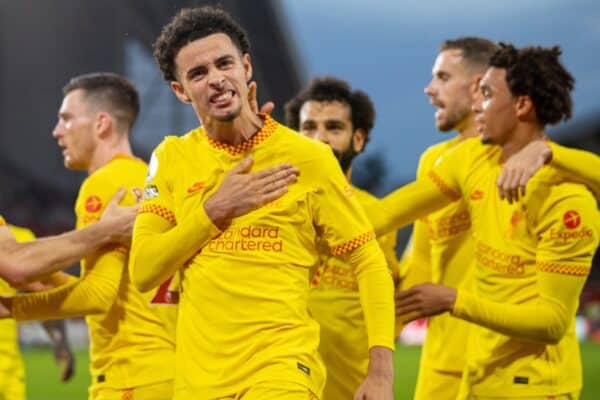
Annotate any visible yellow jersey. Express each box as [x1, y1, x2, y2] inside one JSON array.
[[308, 186, 398, 400], [11, 156, 178, 391], [0, 224, 34, 400], [134, 115, 394, 399], [429, 138, 600, 397], [403, 136, 475, 372]]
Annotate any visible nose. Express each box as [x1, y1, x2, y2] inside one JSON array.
[[208, 69, 225, 89], [52, 122, 62, 139], [314, 127, 330, 144], [424, 79, 435, 97]]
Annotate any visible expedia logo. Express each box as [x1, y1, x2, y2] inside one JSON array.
[[85, 195, 103, 213], [549, 227, 593, 243], [563, 210, 581, 229]]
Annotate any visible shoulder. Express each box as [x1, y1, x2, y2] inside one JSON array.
[[530, 176, 598, 229]]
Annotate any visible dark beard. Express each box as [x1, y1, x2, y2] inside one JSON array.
[[332, 146, 358, 174]]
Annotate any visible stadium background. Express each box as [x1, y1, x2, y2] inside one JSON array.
[[0, 0, 598, 398]]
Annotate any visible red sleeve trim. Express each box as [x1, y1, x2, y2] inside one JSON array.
[[537, 261, 589, 276], [139, 204, 176, 226], [331, 231, 376, 256], [428, 170, 461, 201]]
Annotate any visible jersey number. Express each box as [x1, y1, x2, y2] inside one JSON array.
[[150, 276, 179, 305]]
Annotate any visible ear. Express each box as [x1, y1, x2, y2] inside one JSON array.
[[94, 112, 112, 138], [170, 81, 192, 104], [469, 74, 483, 96], [242, 53, 253, 82], [352, 129, 366, 153], [514, 95, 535, 120]]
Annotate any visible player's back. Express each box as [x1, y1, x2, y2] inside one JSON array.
[[75, 156, 177, 391]]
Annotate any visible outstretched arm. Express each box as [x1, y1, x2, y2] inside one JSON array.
[[0, 190, 136, 287]]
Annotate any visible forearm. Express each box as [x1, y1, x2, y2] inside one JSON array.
[[10, 251, 125, 321], [549, 142, 600, 198], [348, 240, 395, 350], [370, 179, 453, 237], [452, 275, 584, 344], [1, 222, 115, 286], [130, 205, 221, 292]]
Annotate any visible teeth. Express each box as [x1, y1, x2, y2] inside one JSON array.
[[213, 91, 232, 102]]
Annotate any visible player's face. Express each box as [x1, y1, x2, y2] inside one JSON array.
[[170, 33, 252, 123], [52, 89, 96, 171], [299, 100, 365, 173], [425, 49, 474, 132], [473, 67, 518, 145]]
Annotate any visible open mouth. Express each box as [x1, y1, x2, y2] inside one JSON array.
[[210, 90, 235, 106]]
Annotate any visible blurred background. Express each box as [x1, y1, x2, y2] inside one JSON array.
[[1, 0, 599, 398]]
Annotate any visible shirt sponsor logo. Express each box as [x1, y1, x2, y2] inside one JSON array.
[[563, 210, 581, 229], [470, 190, 484, 200], [186, 181, 205, 195], [475, 241, 525, 275], [85, 195, 102, 213], [548, 227, 593, 243], [143, 185, 159, 200], [207, 225, 283, 252], [428, 209, 471, 239]]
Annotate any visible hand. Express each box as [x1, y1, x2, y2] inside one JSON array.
[[54, 341, 75, 382], [204, 156, 299, 230], [354, 346, 394, 400], [100, 188, 140, 245], [395, 283, 456, 323], [248, 81, 275, 115], [497, 139, 552, 203]]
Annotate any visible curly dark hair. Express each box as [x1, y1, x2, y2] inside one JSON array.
[[63, 72, 140, 133], [284, 76, 375, 149], [490, 43, 574, 125], [153, 6, 251, 82], [440, 37, 499, 73]]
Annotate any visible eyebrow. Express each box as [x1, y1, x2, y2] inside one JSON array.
[[185, 54, 236, 80]]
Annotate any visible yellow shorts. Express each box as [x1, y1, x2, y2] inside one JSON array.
[[0, 368, 25, 400], [219, 381, 319, 400], [89, 380, 173, 400], [470, 393, 580, 400], [414, 366, 462, 400]]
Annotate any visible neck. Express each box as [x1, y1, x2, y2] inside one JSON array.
[[501, 123, 546, 161], [88, 135, 133, 174], [345, 165, 353, 181], [455, 113, 479, 140], [203, 107, 263, 145]]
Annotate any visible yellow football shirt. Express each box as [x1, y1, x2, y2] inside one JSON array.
[[402, 137, 475, 376], [133, 115, 394, 399], [308, 186, 398, 400], [10, 156, 178, 392], [428, 138, 600, 397], [0, 223, 33, 400]]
